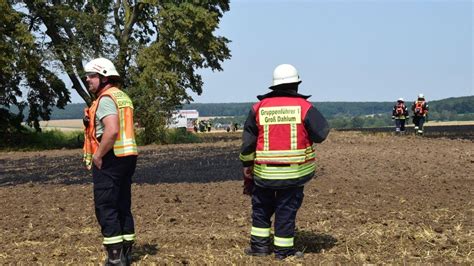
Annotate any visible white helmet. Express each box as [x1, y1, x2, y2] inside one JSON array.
[[271, 64, 301, 88], [84, 58, 120, 77], [418, 93, 424, 99], [397, 98, 404, 102]]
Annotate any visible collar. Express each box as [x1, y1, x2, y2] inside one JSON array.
[[257, 89, 311, 101]]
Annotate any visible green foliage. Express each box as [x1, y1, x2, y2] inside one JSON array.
[[208, 116, 246, 126], [135, 127, 200, 145], [184, 103, 254, 116], [426, 96, 474, 122], [131, 2, 231, 144], [165, 128, 201, 144], [350, 116, 365, 128], [429, 96, 474, 114], [5, 1, 231, 145], [0, 1, 70, 134], [328, 114, 393, 129], [9, 96, 473, 135], [0, 108, 26, 140], [0, 129, 83, 151]]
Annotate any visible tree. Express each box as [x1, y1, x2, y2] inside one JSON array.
[[4, 1, 231, 143], [131, 2, 231, 143], [0, 1, 70, 135], [351, 116, 365, 128]]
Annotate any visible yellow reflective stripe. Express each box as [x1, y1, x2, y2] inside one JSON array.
[[113, 106, 137, 156], [123, 234, 136, 241], [117, 138, 136, 145], [120, 109, 126, 140], [114, 147, 138, 155], [251, 226, 271, 237], [263, 125, 269, 151], [103, 236, 123, 245], [256, 156, 307, 164], [114, 137, 137, 156], [274, 236, 294, 247], [83, 153, 92, 161], [240, 152, 255, 161], [114, 142, 137, 149], [256, 147, 315, 164], [290, 124, 297, 150], [255, 161, 315, 173], [254, 162, 315, 180], [305, 151, 316, 160], [83, 153, 93, 169], [257, 149, 307, 156], [256, 149, 307, 163]]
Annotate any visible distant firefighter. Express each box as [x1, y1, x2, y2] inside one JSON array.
[[392, 98, 409, 133], [411, 94, 429, 135]]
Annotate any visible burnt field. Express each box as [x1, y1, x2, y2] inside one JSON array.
[[0, 131, 472, 264], [338, 124, 474, 140]]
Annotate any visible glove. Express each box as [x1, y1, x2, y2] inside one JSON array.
[[83, 115, 90, 128], [391, 116, 395, 120], [243, 177, 253, 195], [243, 166, 254, 196]]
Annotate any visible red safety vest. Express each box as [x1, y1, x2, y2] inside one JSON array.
[[395, 103, 405, 115], [252, 97, 315, 180], [414, 100, 427, 116]]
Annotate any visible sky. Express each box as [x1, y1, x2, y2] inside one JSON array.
[[71, 0, 473, 103]]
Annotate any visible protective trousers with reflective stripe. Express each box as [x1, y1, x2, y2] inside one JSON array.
[[251, 185, 304, 257], [93, 150, 137, 245]]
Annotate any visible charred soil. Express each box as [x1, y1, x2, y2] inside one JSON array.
[[0, 132, 472, 264]]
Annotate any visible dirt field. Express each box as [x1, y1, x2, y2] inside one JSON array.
[[0, 131, 472, 264]]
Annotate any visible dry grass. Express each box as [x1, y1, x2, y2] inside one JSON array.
[[39, 119, 83, 131]]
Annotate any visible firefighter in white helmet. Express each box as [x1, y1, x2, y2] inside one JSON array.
[[392, 98, 409, 133], [240, 64, 329, 260], [83, 57, 138, 265], [411, 93, 429, 135]]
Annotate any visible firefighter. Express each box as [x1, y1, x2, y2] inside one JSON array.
[[83, 58, 138, 266], [391, 98, 409, 133], [240, 64, 329, 260], [411, 93, 429, 135]]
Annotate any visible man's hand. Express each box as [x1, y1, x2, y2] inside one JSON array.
[[93, 154, 103, 169], [243, 166, 254, 196], [243, 166, 253, 179]]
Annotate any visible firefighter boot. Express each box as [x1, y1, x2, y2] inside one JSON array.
[[123, 240, 134, 266], [104, 243, 126, 266], [245, 235, 272, 256], [244, 246, 271, 257], [275, 249, 304, 260]]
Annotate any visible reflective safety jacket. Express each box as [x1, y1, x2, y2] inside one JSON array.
[[240, 90, 329, 188], [83, 87, 138, 169], [392, 102, 409, 119], [412, 100, 429, 117]]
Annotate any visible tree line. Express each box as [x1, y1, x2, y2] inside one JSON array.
[[1, 1, 231, 144], [12, 95, 472, 129], [191, 96, 474, 129]]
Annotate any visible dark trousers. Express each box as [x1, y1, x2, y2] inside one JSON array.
[[93, 150, 137, 244], [413, 116, 425, 129], [251, 185, 304, 256], [395, 119, 406, 132]]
